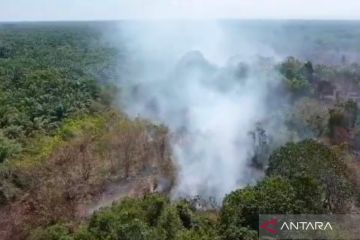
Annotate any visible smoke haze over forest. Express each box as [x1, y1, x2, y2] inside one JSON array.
[[112, 22, 287, 200], [2, 2, 360, 237], [2, 0, 360, 21]]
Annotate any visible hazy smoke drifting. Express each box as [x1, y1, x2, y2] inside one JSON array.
[[115, 21, 285, 201]]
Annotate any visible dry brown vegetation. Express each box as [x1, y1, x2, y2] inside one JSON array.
[[0, 111, 176, 240]]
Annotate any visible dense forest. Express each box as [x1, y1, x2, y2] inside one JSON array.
[[1, 22, 360, 240]]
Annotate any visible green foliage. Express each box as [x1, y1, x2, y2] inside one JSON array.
[[267, 139, 353, 212], [158, 206, 184, 240], [37, 195, 221, 240], [220, 176, 326, 239], [218, 226, 257, 240], [285, 77, 311, 96], [176, 228, 220, 240], [143, 194, 170, 226], [290, 176, 326, 213], [221, 177, 293, 231], [73, 227, 96, 240], [0, 132, 21, 163], [87, 195, 169, 240], [279, 57, 304, 80], [10, 114, 107, 168], [279, 57, 313, 97], [29, 224, 74, 240], [0, 24, 118, 164]]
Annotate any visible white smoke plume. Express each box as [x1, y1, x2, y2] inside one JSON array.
[[114, 21, 286, 201]]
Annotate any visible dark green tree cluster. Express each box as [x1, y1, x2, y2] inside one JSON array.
[[278, 57, 314, 98], [267, 139, 352, 212], [0, 23, 118, 163]]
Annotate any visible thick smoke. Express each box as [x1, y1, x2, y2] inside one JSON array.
[[114, 21, 286, 201]]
